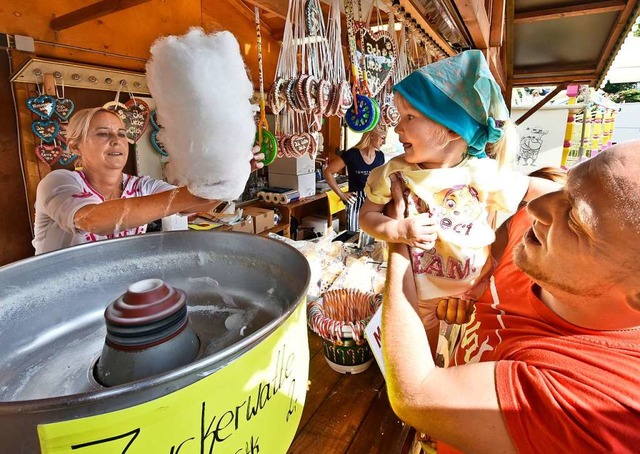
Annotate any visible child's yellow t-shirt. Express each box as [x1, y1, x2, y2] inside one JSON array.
[[365, 155, 529, 300]]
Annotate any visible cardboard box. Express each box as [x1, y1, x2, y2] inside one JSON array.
[[230, 217, 253, 233], [243, 207, 276, 234], [301, 215, 329, 237], [268, 154, 315, 175], [268, 172, 316, 198]]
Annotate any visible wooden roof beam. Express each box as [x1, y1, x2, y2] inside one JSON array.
[[400, 0, 456, 56], [452, 0, 491, 49], [511, 75, 592, 86], [50, 0, 154, 31], [514, 83, 568, 125], [514, 62, 598, 78], [595, 0, 640, 80], [514, 0, 626, 24], [490, 0, 506, 47]]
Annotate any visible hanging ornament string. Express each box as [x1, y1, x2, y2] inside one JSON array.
[[345, 0, 362, 107], [254, 6, 277, 165], [255, 6, 267, 140]]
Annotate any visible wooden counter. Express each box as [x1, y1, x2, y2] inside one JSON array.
[[289, 331, 414, 453]]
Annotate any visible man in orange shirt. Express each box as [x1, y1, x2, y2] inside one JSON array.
[[382, 140, 640, 452]]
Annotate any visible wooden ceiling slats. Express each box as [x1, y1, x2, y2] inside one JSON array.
[[514, 0, 626, 24]]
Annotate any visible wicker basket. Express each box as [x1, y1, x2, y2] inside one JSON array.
[[308, 288, 382, 374]]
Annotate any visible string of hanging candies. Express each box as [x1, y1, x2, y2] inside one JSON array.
[[269, 0, 349, 159]]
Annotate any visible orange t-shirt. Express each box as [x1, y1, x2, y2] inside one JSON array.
[[444, 208, 640, 453]]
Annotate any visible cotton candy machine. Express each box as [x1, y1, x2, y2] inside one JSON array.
[[0, 231, 310, 453]]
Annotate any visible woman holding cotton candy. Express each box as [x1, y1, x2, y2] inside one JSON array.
[[359, 50, 559, 356], [32, 107, 263, 255], [323, 124, 386, 231]]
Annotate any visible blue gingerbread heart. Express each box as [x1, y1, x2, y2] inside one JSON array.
[[58, 149, 78, 166], [32, 120, 60, 143], [150, 130, 169, 157], [27, 95, 57, 119], [55, 98, 75, 121], [150, 110, 161, 130]]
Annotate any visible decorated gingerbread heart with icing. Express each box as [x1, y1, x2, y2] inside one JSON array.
[[27, 95, 57, 119], [35, 143, 63, 166], [55, 98, 75, 121], [32, 120, 60, 143], [123, 98, 150, 144], [58, 146, 78, 166], [356, 28, 397, 97], [104, 99, 150, 144], [289, 132, 314, 157]]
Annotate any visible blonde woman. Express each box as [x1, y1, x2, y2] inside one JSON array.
[[323, 125, 386, 231], [32, 107, 263, 254]]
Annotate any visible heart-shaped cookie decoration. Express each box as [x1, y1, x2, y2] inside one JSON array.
[[150, 110, 162, 130], [58, 146, 78, 166], [150, 130, 169, 157], [32, 120, 60, 143], [35, 143, 63, 166], [289, 132, 314, 157], [104, 99, 151, 144], [57, 124, 68, 148], [54, 98, 75, 121], [27, 95, 57, 119], [356, 28, 397, 97], [317, 79, 332, 114], [123, 99, 150, 144]]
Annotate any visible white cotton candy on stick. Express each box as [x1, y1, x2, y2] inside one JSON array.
[[146, 28, 255, 200]]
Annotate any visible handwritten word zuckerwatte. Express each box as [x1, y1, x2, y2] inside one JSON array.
[[37, 303, 309, 454]]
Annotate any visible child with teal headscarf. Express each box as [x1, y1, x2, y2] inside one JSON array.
[[360, 50, 559, 353]]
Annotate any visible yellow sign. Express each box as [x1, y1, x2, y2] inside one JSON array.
[[38, 303, 309, 454]]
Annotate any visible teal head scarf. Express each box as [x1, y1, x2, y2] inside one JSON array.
[[392, 50, 508, 158]]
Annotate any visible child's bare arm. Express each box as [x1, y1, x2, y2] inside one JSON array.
[[359, 199, 437, 249]]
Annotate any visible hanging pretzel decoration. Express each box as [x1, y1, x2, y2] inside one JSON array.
[[254, 6, 277, 165]]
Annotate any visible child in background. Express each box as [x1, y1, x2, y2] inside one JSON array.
[[359, 50, 559, 354]]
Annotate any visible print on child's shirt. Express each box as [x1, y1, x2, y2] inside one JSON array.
[[398, 173, 490, 300]]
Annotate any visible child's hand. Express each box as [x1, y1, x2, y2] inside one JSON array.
[[399, 214, 437, 250], [436, 297, 475, 324]]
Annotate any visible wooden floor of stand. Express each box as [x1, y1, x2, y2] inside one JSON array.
[[288, 331, 414, 454]]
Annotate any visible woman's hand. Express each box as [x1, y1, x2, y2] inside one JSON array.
[[250, 145, 265, 171], [341, 192, 357, 205]]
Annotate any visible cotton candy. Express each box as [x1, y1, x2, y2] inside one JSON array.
[[146, 28, 255, 200]]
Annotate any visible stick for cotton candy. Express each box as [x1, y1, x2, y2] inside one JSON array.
[[146, 28, 255, 200]]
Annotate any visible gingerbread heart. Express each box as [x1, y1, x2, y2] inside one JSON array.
[[55, 98, 75, 121], [27, 95, 57, 119], [150, 130, 169, 157], [35, 143, 63, 166], [150, 110, 161, 130], [356, 28, 397, 97], [104, 99, 150, 144], [57, 124, 68, 148], [289, 132, 314, 157], [58, 146, 78, 166], [317, 79, 331, 114], [103, 101, 129, 123], [123, 98, 150, 144], [32, 120, 60, 143]]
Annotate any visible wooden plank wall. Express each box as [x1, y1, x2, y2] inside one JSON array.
[[0, 53, 33, 265]]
